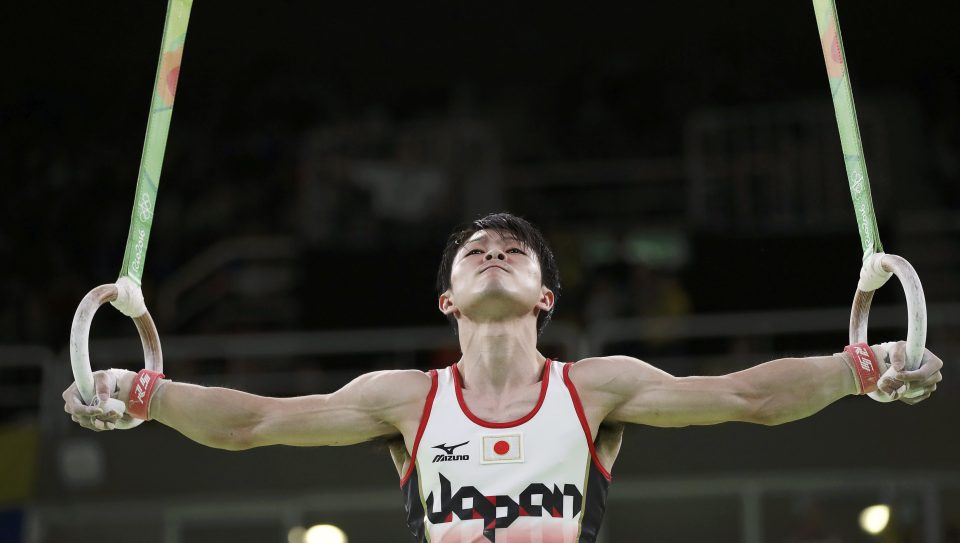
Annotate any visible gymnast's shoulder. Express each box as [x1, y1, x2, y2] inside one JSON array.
[[566, 355, 669, 395]]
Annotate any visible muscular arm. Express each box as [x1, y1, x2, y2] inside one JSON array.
[[112, 369, 431, 450], [572, 354, 859, 428]]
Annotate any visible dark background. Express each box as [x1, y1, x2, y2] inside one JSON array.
[[2, 1, 959, 542], [4, 0, 959, 344]]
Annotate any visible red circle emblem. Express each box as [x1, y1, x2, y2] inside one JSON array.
[[493, 440, 510, 455]]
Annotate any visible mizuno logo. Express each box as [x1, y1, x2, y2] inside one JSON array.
[[431, 441, 470, 463], [432, 441, 469, 455]]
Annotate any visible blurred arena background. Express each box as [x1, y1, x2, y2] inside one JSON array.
[[2, 1, 959, 541]]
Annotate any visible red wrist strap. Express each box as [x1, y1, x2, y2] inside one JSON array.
[[843, 343, 881, 395], [128, 369, 166, 420]]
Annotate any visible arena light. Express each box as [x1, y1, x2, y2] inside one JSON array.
[[287, 527, 306, 543], [859, 504, 891, 535], [303, 524, 348, 543]]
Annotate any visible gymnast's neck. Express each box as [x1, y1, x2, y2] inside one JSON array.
[[455, 316, 546, 395]]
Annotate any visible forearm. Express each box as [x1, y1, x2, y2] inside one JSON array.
[[121, 376, 272, 450], [113, 369, 415, 450], [588, 345, 939, 429], [734, 354, 858, 425]]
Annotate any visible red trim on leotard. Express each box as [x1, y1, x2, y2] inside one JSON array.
[[451, 360, 551, 429], [562, 362, 613, 481], [399, 369, 439, 487]]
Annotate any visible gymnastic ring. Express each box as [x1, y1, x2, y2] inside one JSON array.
[[69, 283, 163, 429], [849, 253, 927, 402]]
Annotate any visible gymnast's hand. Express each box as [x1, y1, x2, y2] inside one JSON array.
[[62, 369, 136, 431], [871, 341, 943, 405]]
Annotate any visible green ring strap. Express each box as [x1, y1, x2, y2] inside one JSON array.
[[812, 0, 883, 260], [119, 0, 193, 285]]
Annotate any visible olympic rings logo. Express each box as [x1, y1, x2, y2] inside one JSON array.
[[138, 193, 153, 222], [850, 170, 864, 195]]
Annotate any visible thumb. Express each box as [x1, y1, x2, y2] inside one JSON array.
[[93, 371, 115, 408], [887, 341, 907, 373], [874, 341, 904, 372]]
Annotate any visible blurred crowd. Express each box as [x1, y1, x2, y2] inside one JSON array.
[[2, 13, 957, 351]]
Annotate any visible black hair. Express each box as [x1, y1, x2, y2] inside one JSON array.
[[436, 212, 560, 335]]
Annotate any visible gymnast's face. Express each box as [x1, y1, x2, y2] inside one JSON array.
[[440, 229, 554, 326]]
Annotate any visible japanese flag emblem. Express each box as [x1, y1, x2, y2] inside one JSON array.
[[480, 433, 524, 464]]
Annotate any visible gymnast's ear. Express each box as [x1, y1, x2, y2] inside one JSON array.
[[439, 291, 458, 317], [535, 286, 555, 313]]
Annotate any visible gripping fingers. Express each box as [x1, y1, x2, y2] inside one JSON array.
[[64, 401, 102, 418], [900, 388, 933, 405], [918, 373, 943, 388], [62, 387, 103, 417], [63, 370, 126, 423], [878, 376, 905, 396], [71, 414, 99, 431], [897, 350, 942, 396], [71, 414, 117, 432], [66, 377, 122, 431], [902, 374, 940, 397], [896, 351, 943, 382], [898, 382, 937, 405], [70, 410, 119, 423], [95, 419, 116, 431]]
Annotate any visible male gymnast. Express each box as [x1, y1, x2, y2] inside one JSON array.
[[63, 212, 944, 543]]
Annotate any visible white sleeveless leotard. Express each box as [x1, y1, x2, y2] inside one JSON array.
[[400, 360, 612, 543]]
